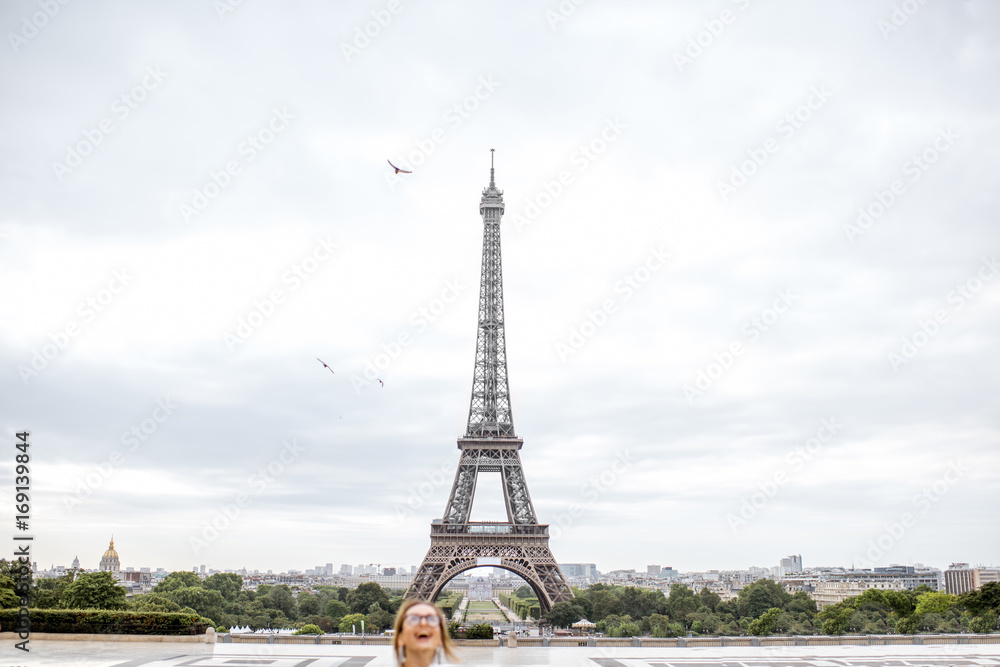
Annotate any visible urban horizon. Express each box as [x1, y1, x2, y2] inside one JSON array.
[[37, 550, 995, 582]]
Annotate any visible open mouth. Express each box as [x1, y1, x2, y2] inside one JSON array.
[[415, 629, 434, 640]]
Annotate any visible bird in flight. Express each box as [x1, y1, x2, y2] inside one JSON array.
[[377, 379, 384, 387], [387, 160, 411, 174], [316, 358, 335, 374]]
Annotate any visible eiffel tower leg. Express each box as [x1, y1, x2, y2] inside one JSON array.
[[405, 534, 573, 613]]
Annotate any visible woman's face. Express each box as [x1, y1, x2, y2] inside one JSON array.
[[399, 603, 442, 653]]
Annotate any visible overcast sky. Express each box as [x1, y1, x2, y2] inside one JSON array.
[[1, 1, 998, 577]]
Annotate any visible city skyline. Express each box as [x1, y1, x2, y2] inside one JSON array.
[[37, 543, 994, 580], [2, 2, 998, 575]]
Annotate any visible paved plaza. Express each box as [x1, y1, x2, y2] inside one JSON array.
[[3, 642, 1000, 667]]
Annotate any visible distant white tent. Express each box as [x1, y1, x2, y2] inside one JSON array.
[[572, 618, 596, 628]]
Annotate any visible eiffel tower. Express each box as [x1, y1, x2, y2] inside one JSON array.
[[406, 151, 574, 612]]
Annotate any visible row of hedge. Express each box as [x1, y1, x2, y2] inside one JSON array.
[[0, 608, 211, 634], [436, 592, 464, 620], [499, 592, 540, 620]]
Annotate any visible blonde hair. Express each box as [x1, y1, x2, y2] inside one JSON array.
[[392, 598, 458, 663]]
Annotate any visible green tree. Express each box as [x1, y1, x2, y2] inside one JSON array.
[[895, 614, 921, 634], [786, 591, 817, 616], [960, 582, 1000, 616], [31, 571, 77, 609], [263, 584, 298, 620], [0, 573, 18, 608], [596, 613, 625, 634], [127, 594, 182, 613], [346, 582, 389, 614], [467, 623, 494, 639], [325, 598, 349, 622], [297, 591, 321, 616], [366, 604, 394, 631], [544, 601, 586, 628], [295, 623, 322, 635], [647, 613, 684, 637], [339, 612, 367, 633], [818, 603, 853, 635], [665, 584, 699, 622], [204, 573, 243, 601], [881, 590, 915, 618], [590, 589, 622, 621], [969, 611, 998, 633], [615, 620, 641, 637], [153, 571, 202, 594], [737, 580, 791, 619], [619, 587, 646, 618], [748, 607, 782, 636], [699, 587, 721, 612], [514, 584, 534, 599], [163, 586, 226, 625], [61, 571, 126, 610], [915, 592, 956, 616], [0, 559, 28, 610]]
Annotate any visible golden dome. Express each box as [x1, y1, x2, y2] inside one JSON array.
[[102, 537, 119, 560]]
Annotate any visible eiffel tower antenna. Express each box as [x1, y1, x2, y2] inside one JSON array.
[[406, 151, 573, 612]]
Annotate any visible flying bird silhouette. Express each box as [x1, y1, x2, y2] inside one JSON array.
[[316, 357, 335, 374], [377, 379, 384, 387], [387, 160, 411, 174]]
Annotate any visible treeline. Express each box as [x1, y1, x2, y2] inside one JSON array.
[[542, 580, 1000, 636], [816, 583, 1000, 634], [3, 563, 408, 633], [500, 586, 541, 619], [8, 561, 997, 637], [436, 591, 464, 620]]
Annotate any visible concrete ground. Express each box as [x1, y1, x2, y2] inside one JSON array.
[[1, 641, 999, 667]]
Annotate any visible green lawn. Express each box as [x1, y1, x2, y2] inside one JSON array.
[[465, 600, 507, 622]]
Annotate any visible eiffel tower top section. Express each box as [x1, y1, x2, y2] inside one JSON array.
[[479, 149, 504, 213], [466, 149, 515, 439]]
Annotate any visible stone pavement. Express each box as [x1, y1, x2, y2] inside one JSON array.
[[1, 641, 999, 667]]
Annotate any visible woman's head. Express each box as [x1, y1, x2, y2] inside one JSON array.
[[393, 598, 456, 663]]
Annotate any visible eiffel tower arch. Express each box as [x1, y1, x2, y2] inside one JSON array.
[[406, 152, 573, 613]]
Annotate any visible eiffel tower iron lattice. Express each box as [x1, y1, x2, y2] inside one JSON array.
[[406, 151, 574, 612]]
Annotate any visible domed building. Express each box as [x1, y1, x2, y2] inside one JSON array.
[[98, 537, 120, 574]]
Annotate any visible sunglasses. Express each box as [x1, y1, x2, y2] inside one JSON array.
[[404, 613, 441, 627]]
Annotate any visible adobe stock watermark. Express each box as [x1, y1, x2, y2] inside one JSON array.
[[7, 0, 73, 53], [549, 450, 636, 539], [545, 0, 588, 31], [716, 85, 833, 202], [214, 0, 246, 21], [877, 0, 931, 40], [351, 278, 465, 393], [340, 0, 403, 63], [61, 398, 180, 511], [853, 460, 965, 568], [179, 107, 295, 222], [189, 438, 306, 555], [18, 268, 135, 385], [673, 0, 753, 73], [394, 457, 457, 525], [887, 255, 997, 371], [683, 289, 798, 403], [727, 418, 843, 532], [512, 116, 628, 233], [384, 76, 499, 191], [51, 65, 168, 183], [224, 236, 339, 351], [843, 126, 958, 242], [555, 246, 670, 362]]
